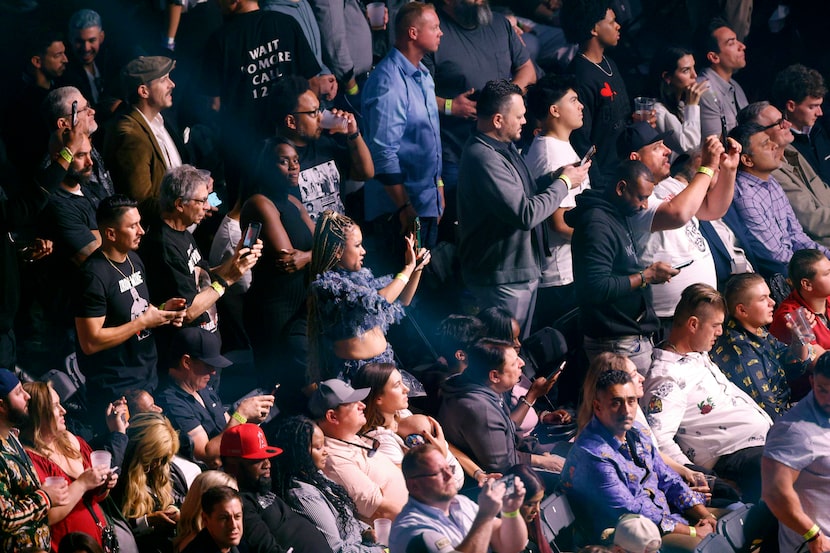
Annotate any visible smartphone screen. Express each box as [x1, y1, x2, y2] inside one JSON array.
[[71, 100, 78, 128], [720, 116, 729, 149], [580, 145, 597, 166], [242, 222, 262, 250], [208, 192, 223, 208], [414, 217, 422, 251]]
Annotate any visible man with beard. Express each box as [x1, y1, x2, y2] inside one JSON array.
[[104, 56, 187, 224], [0, 368, 69, 551], [61, 9, 121, 114], [561, 368, 719, 548], [424, 0, 535, 235], [389, 444, 527, 553], [763, 353, 830, 553], [643, 283, 773, 503], [220, 424, 332, 553], [4, 29, 68, 178], [75, 194, 187, 432], [42, 86, 114, 208]]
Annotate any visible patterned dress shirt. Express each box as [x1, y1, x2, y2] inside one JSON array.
[[0, 432, 52, 552], [560, 418, 703, 541], [712, 318, 807, 418]]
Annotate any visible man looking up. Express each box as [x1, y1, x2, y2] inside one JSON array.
[[697, 18, 748, 139], [363, 2, 444, 263], [457, 79, 588, 335]]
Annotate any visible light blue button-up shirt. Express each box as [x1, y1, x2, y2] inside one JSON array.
[[362, 47, 443, 220]]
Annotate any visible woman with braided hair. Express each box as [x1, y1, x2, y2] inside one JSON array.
[[272, 416, 384, 553], [307, 210, 430, 384]]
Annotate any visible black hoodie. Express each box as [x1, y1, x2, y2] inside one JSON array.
[[564, 189, 658, 338]]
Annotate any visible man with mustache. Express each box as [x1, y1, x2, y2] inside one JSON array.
[[643, 283, 772, 503], [561, 368, 718, 548]]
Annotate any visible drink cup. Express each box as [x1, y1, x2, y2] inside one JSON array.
[[374, 518, 392, 545], [367, 2, 385, 29], [320, 109, 349, 132], [634, 96, 655, 120], [44, 476, 65, 487], [90, 450, 112, 469]]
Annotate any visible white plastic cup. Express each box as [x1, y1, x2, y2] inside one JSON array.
[[374, 517, 392, 545], [320, 109, 349, 132], [367, 2, 386, 28], [90, 450, 112, 469], [634, 96, 655, 120], [44, 476, 65, 487]]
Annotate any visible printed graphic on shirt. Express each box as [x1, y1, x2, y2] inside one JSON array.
[[697, 397, 715, 414], [298, 160, 345, 221], [245, 39, 292, 99], [120, 271, 151, 341]]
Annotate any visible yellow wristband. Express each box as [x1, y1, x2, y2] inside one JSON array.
[[231, 411, 247, 424], [559, 174, 572, 188], [346, 83, 359, 95], [803, 524, 820, 541], [58, 147, 73, 163], [437, 178, 445, 188], [444, 98, 453, 116], [395, 272, 410, 284], [210, 280, 226, 297], [502, 510, 520, 518], [689, 527, 696, 538], [697, 166, 714, 178]]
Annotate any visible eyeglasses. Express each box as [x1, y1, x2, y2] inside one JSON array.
[[760, 117, 787, 131], [64, 103, 92, 118], [185, 197, 209, 204], [293, 106, 323, 117], [408, 465, 454, 479]]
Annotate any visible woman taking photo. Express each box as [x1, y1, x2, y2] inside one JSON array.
[[21, 382, 119, 552], [307, 210, 429, 384], [651, 46, 709, 156], [273, 416, 384, 553], [113, 413, 188, 553], [241, 138, 317, 409]]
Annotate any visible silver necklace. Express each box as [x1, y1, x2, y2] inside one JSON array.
[[581, 53, 613, 77], [103, 251, 135, 280]]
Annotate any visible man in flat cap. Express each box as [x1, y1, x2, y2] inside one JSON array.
[[104, 55, 188, 223], [0, 368, 69, 551]]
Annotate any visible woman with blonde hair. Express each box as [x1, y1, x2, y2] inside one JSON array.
[[113, 413, 187, 553], [20, 381, 120, 551], [173, 470, 238, 552], [307, 210, 429, 384]]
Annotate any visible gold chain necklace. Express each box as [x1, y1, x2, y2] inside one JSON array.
[[103, 251, 135, 280]]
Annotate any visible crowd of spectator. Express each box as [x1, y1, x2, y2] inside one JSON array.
[[2, 0, 830, 552]]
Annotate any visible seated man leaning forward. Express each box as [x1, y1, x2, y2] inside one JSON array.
[[561, 369, 718, 548], [389, 443, 528, 553], [311, 378, 408, 521]]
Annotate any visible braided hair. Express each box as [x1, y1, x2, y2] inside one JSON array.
[[306, 210, 357, 382], [272, 416, 358, 530]]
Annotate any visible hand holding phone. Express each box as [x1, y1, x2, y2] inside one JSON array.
[[241, 222, 262, 256], [673, 259, 694, 270], [546, 361, 566, 381], [580, 145, 597, 166]]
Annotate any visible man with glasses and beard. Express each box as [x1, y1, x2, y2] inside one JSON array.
[[219, 423, 332, 553], [0, 368, 70, 551], [390, 443, 527, 553]]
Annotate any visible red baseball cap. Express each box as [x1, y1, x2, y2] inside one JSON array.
[[220, 424, 283, 460]]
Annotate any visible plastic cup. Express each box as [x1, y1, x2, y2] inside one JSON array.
[[90, 450, 112, 469], [320, 109, 349, 132], [634, 96, 655, 120], [704, 474, 716, 491], [44, 476, 65, 487], [374, 517, 392, 545], [367, 2, 386, 29]]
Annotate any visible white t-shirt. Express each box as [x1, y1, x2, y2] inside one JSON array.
[[640, 177, 717, 317], [524, 135, 590, 287]]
